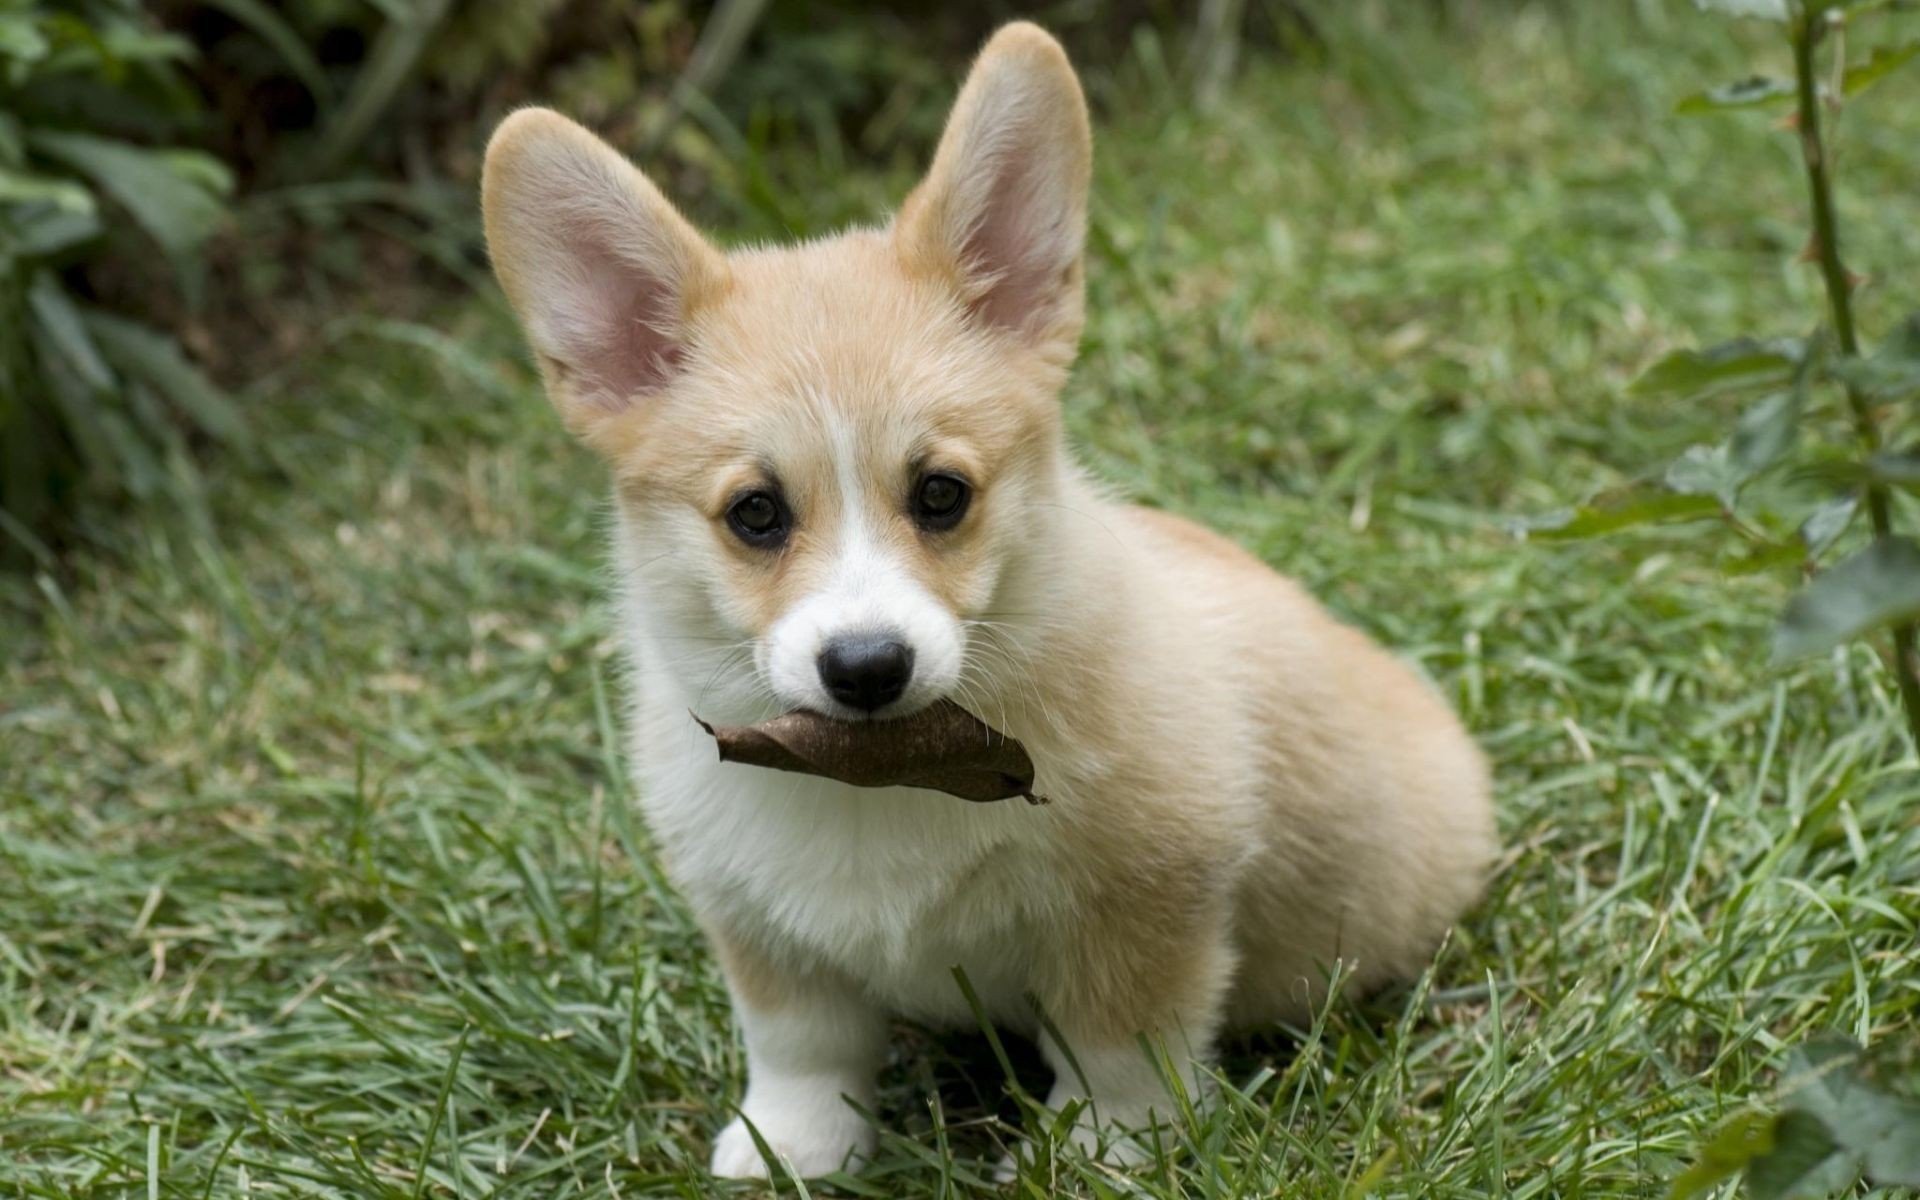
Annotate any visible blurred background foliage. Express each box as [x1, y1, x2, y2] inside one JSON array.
[[0, 0, 1324, 560], [1, 0, 239, 549]]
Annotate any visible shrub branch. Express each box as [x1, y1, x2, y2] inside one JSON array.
[[1791, 6, 1920, 749]]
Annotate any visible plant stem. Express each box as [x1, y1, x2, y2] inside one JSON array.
[[1791, 9, 1920, 751]]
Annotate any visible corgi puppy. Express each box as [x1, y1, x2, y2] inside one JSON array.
[[481, 22, 1495, 1179]]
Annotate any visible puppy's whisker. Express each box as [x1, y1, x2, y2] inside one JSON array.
[[953, 652, 1011, 736], [694, 648, 753, 711], [966, 625, 1056, 734], [958, 643, 1019, 737]]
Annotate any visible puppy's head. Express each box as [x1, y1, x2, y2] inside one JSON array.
[[483, 23, 1089, 722]]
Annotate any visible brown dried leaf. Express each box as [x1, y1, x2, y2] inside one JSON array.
[[693, 700, 1044, 804]]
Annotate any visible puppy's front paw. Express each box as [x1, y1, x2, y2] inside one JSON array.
[[710, 1100, 874, 1180]]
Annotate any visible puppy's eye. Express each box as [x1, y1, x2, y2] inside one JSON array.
[[727, 490, 788, 547], [913, 473, 970, 531]]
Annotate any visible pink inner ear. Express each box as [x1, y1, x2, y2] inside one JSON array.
[[957, 143, 1074, 337], [548, 228, 685, 409]]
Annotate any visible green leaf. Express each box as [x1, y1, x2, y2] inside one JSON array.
[[27, 132, 230, 259], [1862, 1095, 1920, 1184], [1800, 495, 1857, 557], [0, 13, 50, 64], [1729, 391, 1801, 475], [26, 271, 111, 391], [1774, 538, 1920, 661], [10, 205, 101, 258], [1518, 486, 1721, 541], [1834, 312, 1920, 401], [39, 365, 162, 497], [1692, 0, 1789, 19], [1676, 76, 1796, 114], [1778, 1038, 1871, 1129], [91, 16, 195, 68], [0, 167, 94, 212], [82, 310, 248, 449], [24, 289, 164, 496], [1666, 443, 1745, 506], [155, 149, 232, 197], [1731, 345, 1816, 475], [1866, 453, 1920, 489], [1667, 1111, 1774, 1199], [1631, 338, 1804, 400], [1772, 1037, 1920, 1188], [1747, 1112, 1849, 1200], [1843, 40, 1920, 97]]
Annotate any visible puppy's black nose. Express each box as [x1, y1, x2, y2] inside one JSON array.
[[817, 635, 914, 712]]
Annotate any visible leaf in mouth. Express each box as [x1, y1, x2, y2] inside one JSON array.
[[692, 699, 1045, 804]]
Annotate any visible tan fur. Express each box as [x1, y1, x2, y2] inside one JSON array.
[[482, 20, 1496, 1175], [706, 919, 845, 1017]]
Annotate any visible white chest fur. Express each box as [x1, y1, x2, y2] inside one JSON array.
[[634, 698, 1051, 1027]]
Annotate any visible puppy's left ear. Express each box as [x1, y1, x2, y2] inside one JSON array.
[[895, 23, 1091, 356]]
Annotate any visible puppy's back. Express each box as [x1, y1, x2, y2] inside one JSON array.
[[1115, 504, 1495, 1022]]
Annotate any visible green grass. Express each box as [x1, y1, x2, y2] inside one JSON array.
[[6, 4, 1920, 1196]]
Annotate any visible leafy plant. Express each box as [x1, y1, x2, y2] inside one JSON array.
[[1524, 0, 1920, 748], [1669, 1038, 1920, 1199], [0, 0, 244, 556]]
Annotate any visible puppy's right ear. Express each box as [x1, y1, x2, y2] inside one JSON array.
[[482, 109, 727, 434]]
